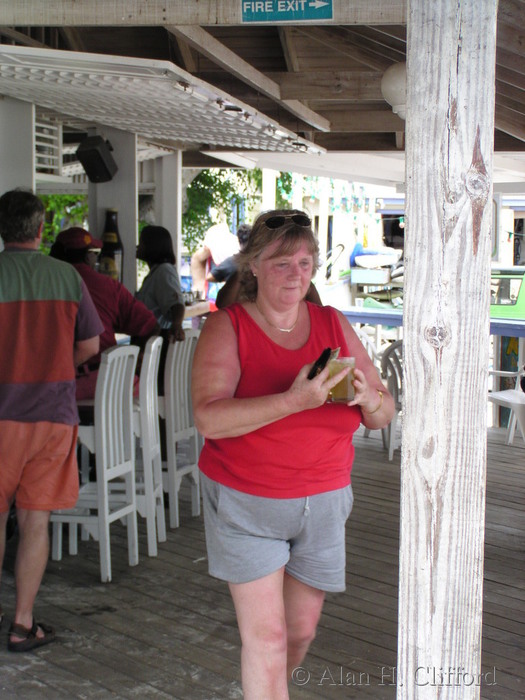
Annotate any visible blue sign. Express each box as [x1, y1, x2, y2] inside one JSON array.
[[242, 0, 333, 23]]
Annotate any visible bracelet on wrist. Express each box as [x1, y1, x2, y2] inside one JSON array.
[[362, 390, 383, 415]]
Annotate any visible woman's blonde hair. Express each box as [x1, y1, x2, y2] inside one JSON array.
[[237, 209, 320, 302]]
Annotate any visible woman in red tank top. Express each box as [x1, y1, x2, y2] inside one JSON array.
[[192, 209, 394, 699]]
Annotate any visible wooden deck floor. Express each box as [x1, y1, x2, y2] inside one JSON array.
[[1, 427, 524, 699]]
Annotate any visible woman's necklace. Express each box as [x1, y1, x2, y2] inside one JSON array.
[[255, 301, 300, 333], [257, 308, 299, 333]]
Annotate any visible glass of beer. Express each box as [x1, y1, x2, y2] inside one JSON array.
[[327, 357, 356, 402]]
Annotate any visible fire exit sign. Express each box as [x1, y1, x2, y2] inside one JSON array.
[[241, 0, 333, 23]]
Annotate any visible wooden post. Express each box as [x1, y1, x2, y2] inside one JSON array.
[[399, 1, 498, 698]]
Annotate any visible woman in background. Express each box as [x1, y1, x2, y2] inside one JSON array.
[[136, 225, 185, 389]]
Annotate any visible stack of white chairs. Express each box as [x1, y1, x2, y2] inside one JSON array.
[[159, 330, 201, 528], [50, 345, 140, 583], [489, 366, 525, 445], [133, 336, 167, 556]]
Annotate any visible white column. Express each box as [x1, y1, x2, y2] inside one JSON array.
[[261, 168, 277, 211], [0, 97, 35, 251], [87, 126, 138, 292], [398, 1, 497, 696], [291, 173, 304, 211], [0, 97, 35, 192], [154, 152, 183, 275]]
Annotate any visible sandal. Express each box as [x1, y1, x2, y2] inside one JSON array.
[[8, 619, 55, 652]]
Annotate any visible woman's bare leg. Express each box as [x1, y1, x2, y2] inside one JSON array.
[[229, 567, 289, 700], [283, 573, 325, 677]]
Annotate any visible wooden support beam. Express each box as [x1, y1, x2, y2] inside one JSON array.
[[172, 36, 198, 74], [167, 24, 330, 132], [320, 108, 405, 132], [278, 28, 300, 73], [0, 1, 407, 26], [0, 26, 48, 48], [275, 71, 383, 101], [400, 1, 497, 697]]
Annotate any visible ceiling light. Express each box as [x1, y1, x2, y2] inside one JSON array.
[[381, 62, 406, 120]]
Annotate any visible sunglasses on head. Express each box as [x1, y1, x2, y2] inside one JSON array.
[[264, 213, 311, 229]]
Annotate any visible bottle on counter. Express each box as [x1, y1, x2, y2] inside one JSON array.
[[98, 208, 123, 282]]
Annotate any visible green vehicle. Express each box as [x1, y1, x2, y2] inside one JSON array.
[[490, 266, 525, 319]]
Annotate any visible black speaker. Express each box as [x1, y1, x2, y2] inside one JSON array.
[[76, 136, 118, 183]]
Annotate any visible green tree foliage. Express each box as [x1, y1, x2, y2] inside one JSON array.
[[39, 194, 88, 253], [276, 171, 293, 209], [182, 168, 261, 253]]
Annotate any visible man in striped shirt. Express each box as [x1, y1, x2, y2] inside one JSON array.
[[0, 188, 103, 652]]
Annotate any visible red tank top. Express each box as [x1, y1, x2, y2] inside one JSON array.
[[199, 302, 362, 498]]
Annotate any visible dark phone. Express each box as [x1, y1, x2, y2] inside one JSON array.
[[307, 347, 332, 380]]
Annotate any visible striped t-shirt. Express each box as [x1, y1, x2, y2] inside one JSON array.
[[0, 248, 103, 425]]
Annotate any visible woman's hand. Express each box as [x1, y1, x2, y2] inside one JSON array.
[[286, 363, 351, 411], [169, 325, 185, 342], [348, 366, 394, 428], [347, 367, 379, 411]]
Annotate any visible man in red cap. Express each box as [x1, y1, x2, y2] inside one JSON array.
[[51, 227, 159, 399]]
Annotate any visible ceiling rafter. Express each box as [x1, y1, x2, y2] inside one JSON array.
[[496, 104, 525, 142], [167, 24, 330, 132], [295, 27, 393, 72], [0, 26, 48, 48], [278, 27, 300, 73], [275, 71, 383, 101], [336, 26, 406, 62]]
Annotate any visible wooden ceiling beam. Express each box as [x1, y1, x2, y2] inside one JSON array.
[[296, 27, 393, 72], [313, 132, 400, 150], [275, 71, 383, 101], [496, 46, 525, 73], [0, 26, 48, 48], [0, 1, 407, 27], [335, 26, 406, 63], [167, 25, 330, 132], [172, 36, 198, 74], [320, 108, 405, 132], [496, 18, 525, 58], [59, 27, 85, 52], [496, 65, 525, 91], [278, 28, 300, 73], [496, 104, 525, 142], [496, 82, 525, 111]]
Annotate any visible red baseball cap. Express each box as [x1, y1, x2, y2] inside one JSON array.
[[55, 227, 103, 250]]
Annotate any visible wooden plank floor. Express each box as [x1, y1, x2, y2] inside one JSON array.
[[1, 426, 523, 699]]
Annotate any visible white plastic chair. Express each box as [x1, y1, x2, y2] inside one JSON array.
[[50, 344, 140, 583], [380, 339, 403, 461], [489, 366, 525, 445], [158, 330, 201, 529], [133, 336, 167, 556], [354, 325, 383, 369]]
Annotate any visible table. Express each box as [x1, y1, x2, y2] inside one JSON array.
[[341, 306, 525, 338]]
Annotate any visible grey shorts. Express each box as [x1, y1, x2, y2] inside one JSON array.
[[200, 473, 354, 593]]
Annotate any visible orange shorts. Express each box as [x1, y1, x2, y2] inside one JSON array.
[[0, 421, 79, 512]]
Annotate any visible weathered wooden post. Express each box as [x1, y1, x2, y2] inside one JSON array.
[[398, 1, 499, 698]]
